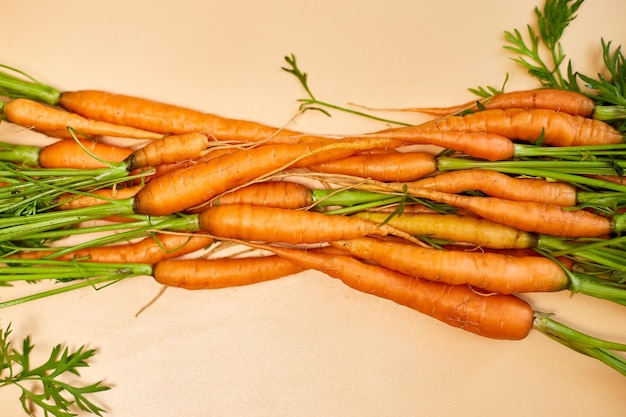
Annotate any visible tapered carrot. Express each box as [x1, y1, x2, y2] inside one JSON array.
[[354, 211, 538, 249], [125, 132, 211, 170], [132, 138, 394, 216], [383, 89, 596, 117], [331, 236, 569, 294], [54, 185, 143, 210], [411, 169, 579, 207], [153, 255, 307, 290], [309, 151, 437, 182], [197, 204, 404, 244], [2, 98, 164, 140], [38, 138, 134, 169], [245, 242, 534, 340], [410, 108, 624, 146], [13, 233, 213, 263]]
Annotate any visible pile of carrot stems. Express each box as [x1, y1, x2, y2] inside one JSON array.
[[2, 66, 626, 377]]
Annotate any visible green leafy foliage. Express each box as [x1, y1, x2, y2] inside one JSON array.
[[0, 323, 109, 417]]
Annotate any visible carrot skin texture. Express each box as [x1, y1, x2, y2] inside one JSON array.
[[406, 89, 596, 117], [38, 139, 133, 169], [412, 169, 579, 207], [418, 108, 624, 146], [59, 90, 301, 140], [3, 98, 164, 140], [331, 237, 569, 294], [354, 211, 538, 249], [198, 204, 392, 244], [154, 255, 306, 290], [13, 233, 213, 264], [257, 243, 534, 340], [309, 151, 437, 182], [126, 132, 211, 170]]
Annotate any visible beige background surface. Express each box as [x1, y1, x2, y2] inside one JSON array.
[[1, 1, 626, 416]]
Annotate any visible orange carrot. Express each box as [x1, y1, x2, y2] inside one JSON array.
[[330, 236, 569, 294], [38, 138, 133, 169], [247, 242, 534, 340], [197, 204, 403, 244], [354, 211, 538, 249], [309, 151, 437, 182], [13, 233, 213, 263], [411, 169, 579, 207], [413, 108, 624, 146], [59, 89, 302, 140], [125, 132, 211, 170], [153, 255, 306, 290], [54, 185, 143, 210], [132, 138, 394, 216], [391, 89, 596, 117], [3, 98, 164, 140]]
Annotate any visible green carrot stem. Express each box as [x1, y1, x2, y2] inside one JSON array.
[[0, 64, 61, 105], [311, 189, 401, 207], [513, 143, 626, 158], [0, 142, 40, 166], [593, 105, 626, 121]]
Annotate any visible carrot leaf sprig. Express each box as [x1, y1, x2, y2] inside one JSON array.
[[0, 64, 61, 106], [282, 54, 411, 126], [0, 322, 110, 417]]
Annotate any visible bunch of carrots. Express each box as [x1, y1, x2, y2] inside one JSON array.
[[1, 0, 626, 387]]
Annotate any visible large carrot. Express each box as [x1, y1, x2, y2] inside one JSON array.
[[132, 138, 395, 216], [308, 151, 437, 182], [354, 211, 538, 249], [12, 233, 213, 263], [382, 89, 596, 117], [403, 108, 624, 146], [411, 169, 579, 207], [244, 242, 534, 340], [1, 98, 164, 140], [330, 236, 568, 294]]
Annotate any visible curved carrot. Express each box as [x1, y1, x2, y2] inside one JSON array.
[[197, 204, 400, 244], [133, 138, 394, 216], [3, 98, 164, 140], [415, 108, 624, 146], [38, 139, 133, 169], [154, 255, 306, 290], [13, 233, 213, 263], [59, 90, 301, 140], [354, 211, 538, 249], [393, 89, 596, 117], [396, 185, 612, 238], [248, 242, 534, 340], [331, 236, 569, 294], [54, 185, 142, 210], [309, 151, 437, 182], [125, 132, 211, 170], [412, 169, 579, 207]]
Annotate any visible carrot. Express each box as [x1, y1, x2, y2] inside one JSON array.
[[308, 151, 437, 182], [13, 233, 213, 263], [387, 89, 596, 117], [132, 138, 394, 216], [54, 185, 143, 210], [125, 132, 211, 170], [197, 204, 403, 244], [153, 255, 306, 290], [2, 98, 164, 140], [246, 242, 534, 340], [413, 108, 624, 147], [411, 169, 579, 207], [330, 236, 569, 294], [354, 211, 538, 249], [58, 89, 302, 140], [38, 138, 134, 169]]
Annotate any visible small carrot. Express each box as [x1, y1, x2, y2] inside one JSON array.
[[383, 89, 596, 117], [54, 185, 143, 210], [124, 132, 211, 170], [197, 204, 403, 244], [12, 233, 214, 263], [2, 98, 164, 140], [308, 151, 437, 182], [411, 169, 579, 207], [354, 211, 538, 249], [246, 242, 534, 340], [132, 138, 395, 216], [331, 236, 569, 294], [415, 108, 624, 146], [38, 138, 134, 169], [153, 255, 307, 290]]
